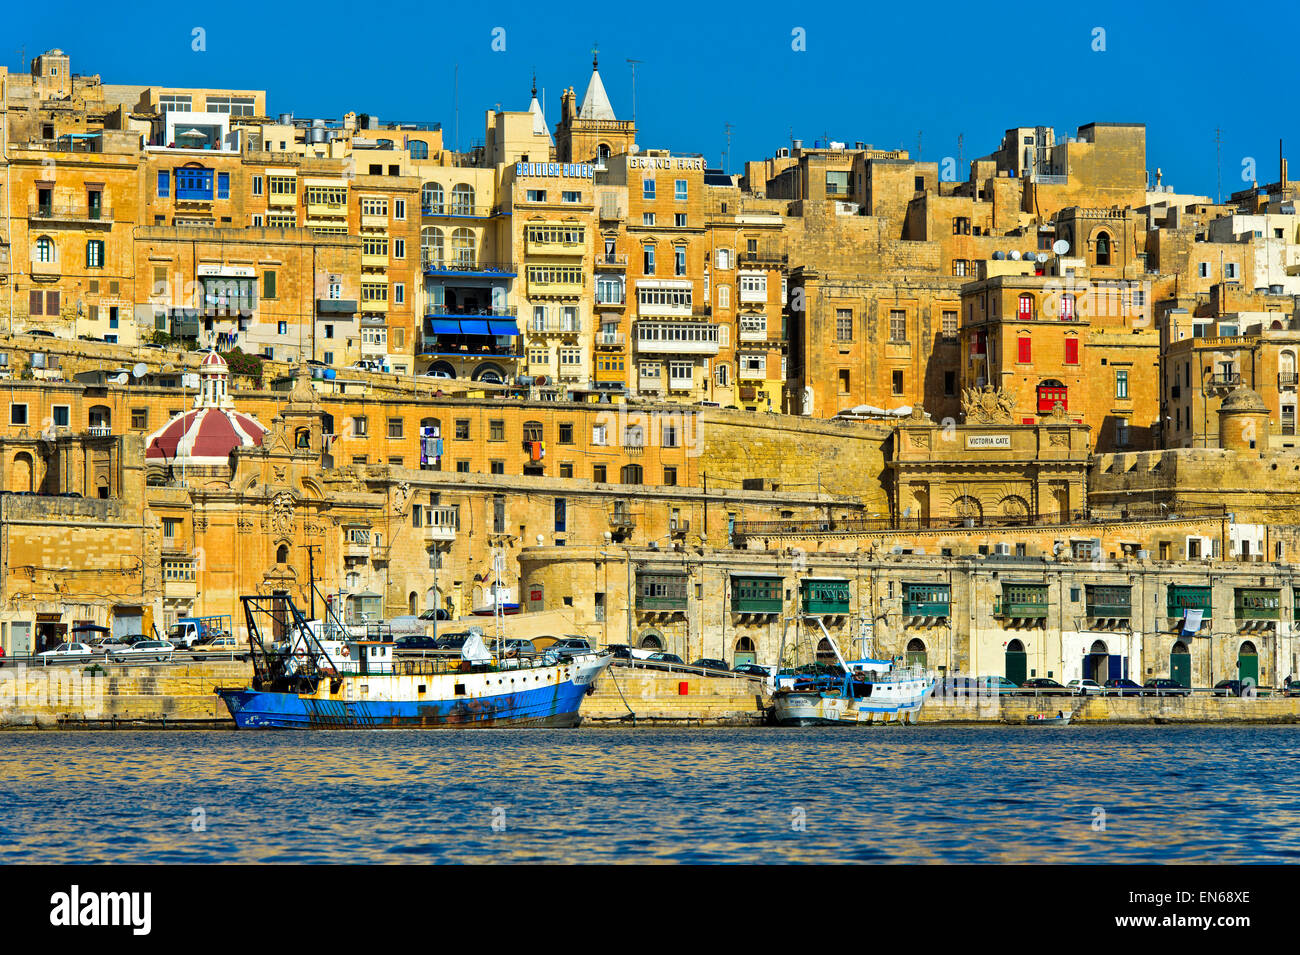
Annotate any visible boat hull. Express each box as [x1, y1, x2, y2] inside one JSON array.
[[773, 680, 935, 727], [219, 657, 608, 729]]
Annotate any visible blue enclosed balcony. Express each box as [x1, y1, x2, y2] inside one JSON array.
[[420, 307, 521, 358]]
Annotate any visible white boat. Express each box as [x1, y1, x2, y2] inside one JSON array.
[[771, 616, 935, 726]]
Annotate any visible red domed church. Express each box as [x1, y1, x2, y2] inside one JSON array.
[[145, 351, 267, 470]]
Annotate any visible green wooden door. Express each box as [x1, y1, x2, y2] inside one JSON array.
[[1006, 649, 1028, 686], [1238, 649, 1259, 688], [1170, 651, 1192, 688]]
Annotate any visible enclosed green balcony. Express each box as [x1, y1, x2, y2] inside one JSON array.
[[1235, 588, 1280, 620], [731, 574, 783, 614], [903, 582, 950, 618], [995, 583, 1048, 618], [1086, 585, 1132, 619], [801, 577, 851, 615], [637, 572, 688, 612], [1167, 584, 1212, 619]]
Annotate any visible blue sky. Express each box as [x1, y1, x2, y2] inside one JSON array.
[[8, 0, 1299, 198]]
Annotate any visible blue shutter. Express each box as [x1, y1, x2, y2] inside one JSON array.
[[217, 172, 229, 199], [157, 170, 169, 197]]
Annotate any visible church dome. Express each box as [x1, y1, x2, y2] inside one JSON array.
[[145, 350, 266, 467]]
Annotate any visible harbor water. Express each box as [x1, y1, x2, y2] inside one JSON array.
[[2, 725, 1298, 864]]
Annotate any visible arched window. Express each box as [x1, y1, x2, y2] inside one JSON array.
[[422, 182, 444, 215], [88, 405, 111, 433], [522, 420, 544, 443], [1095, 231, 1112, 266], [637, 630, 663, 650], [35, 236, 55, 263], [620, 464, 643, 485], [905, 638, 927, 668], [598, 143, 611, 160], [1017, 294, 1035, 320], [450, 183, 475, 216], [409, 591, 418, 614], [276, 544, 289, 564], [421, 227, 443, 269], [451, 227, 476, 268], [408, 141, 429, 160]]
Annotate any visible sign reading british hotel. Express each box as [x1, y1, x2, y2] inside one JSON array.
[[515, 162, 595, 178]]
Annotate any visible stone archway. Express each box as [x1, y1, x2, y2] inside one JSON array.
[[637, 630, 664, 651], [8, 452, 34, 492]]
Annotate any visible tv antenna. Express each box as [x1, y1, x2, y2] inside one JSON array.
[[1215, 126, 1223, 203], [626, 58, 644, 128], [723, 122, 735, 174]]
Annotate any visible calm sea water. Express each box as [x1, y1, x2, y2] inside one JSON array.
[[1, 725, 1298, 864]]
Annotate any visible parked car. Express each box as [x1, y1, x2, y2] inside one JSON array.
[[433, 632, 473, 651], [26, 329, 56, 338], [490, 638, 536, 658], [96, 635, 138, 650], [1021, 678, 1068, 695], [423, 369, 453, 379], [108, 640, 175, 663], [643, 652, 684, 669], [1283, 678, 1300, 698], [543, 637, 593, 661], [1142, 678, 1191, 697], [192, 636, 246, 658], [416, 608, 451, 621], [601, 644, 634, 660], [690, 658, 731, 673], [980, 675, 1021, 695], [1103, 678, 1144, 697], [36, 642, 96, 665], [1067, 679, 1104, 696], [733, 663, 775, 679], [1213, 679, 1254, 698], [394, 634, 440, 651]]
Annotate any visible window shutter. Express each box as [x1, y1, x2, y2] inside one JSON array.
[[1065, 338, 1079, 364], [157, 170, 169, 197], [1018, 336, 1032, 363], [217, 172, 230, 199], [29, 290, 43, 315]]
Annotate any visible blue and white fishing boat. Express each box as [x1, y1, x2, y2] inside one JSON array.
[[771, 616, 935, 726], [217, 591, 610, 729]]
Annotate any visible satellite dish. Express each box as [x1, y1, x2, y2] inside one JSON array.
[[1036, 252, 1048, 263], [112, 373, 129, 385], [992, 251, 1005, 260], [132, 362, 148, 379], [1009, 250, 1022, 261], [1052, 239, 1070, 255]]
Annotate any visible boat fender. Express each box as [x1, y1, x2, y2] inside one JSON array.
[[340, 646, 350, 658]]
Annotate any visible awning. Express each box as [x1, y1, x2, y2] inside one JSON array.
[[488, 319, 520, 336], [429, 319, 461, 334], [459, 319, 491, 335]]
